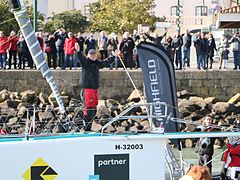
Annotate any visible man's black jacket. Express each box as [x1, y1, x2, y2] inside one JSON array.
[[78, 52, 114, 89]]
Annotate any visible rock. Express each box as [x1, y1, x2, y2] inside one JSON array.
[[20, 90, 36, 103], [69, 98, 82, 107], [189, 96, 206, 108], [38, 112, 53, 122], [104, 125, 116, 133], [204, 97, 218, 105], [17, 106, 26, 118], [178, 99, 194, 113], [48, 92, 69, 106], [116, 126, 126, 133], [17, 103, 26, 110], [140, 120, 150, 130], [121, 121, 130, 128], [61, 96, 69, 105], [0, 89, 10, 102], [177, 90, 195, 99], [178, 99, 194, 117], [91, 121, 103, 132], [213, 102, 235, 115], [228, 93, 240, 104], [0, 101, 8, 109], [5, 99, 21, 109], [213, 102, 229, 114], [7, 117, 19, 126], [106, 99, 120, 107], [225, 115, 237, 125], [52, 126, 60, 134], [39, 93, 49, 105], [190, 113, 203, 121], [196, 108, 211, 116], [127, 89, 143, 103], [0, 96, 4, 103], [10, 92, 19, 100], [48, 92, 57, 106], [129, 126, 138, 132], [97, 105, 111, 118]]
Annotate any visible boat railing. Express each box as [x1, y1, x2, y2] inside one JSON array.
[[101, 102, 173, 135]]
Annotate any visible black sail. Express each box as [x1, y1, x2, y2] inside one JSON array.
[[137, 42, 179, 133]]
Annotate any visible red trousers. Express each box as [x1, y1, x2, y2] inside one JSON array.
[[83, 88, 98, 116]]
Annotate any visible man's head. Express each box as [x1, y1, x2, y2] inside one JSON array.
[[87, 49, 97, 61], [185, 29, 189, 35]]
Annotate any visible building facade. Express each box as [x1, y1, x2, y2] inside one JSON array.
[[32, 0, 238, 33], [154, 0, 235, 34]]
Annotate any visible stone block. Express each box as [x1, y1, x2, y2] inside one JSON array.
[[189, 79, 203, 87]]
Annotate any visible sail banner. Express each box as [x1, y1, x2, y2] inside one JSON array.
[[137, 42, 179, 133]]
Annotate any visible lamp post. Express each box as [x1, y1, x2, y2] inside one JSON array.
[[177, 0, 181, 33], [34, 0, 37, 32]]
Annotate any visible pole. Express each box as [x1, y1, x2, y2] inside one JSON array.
[[34, 0, 37, 32], [177, 0, 181, 33]]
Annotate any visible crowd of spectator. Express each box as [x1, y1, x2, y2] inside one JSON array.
[[0, 28, 239, 70]]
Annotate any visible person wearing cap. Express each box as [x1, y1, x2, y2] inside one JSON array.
[[63, 32, 77, 70], [77, 48, 120, 129]]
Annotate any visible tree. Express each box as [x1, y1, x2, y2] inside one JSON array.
[[0, 0, 45, 35], [89, 0, 165, 34], [0, 2, 19, 35], [44, 10, 89, 34]]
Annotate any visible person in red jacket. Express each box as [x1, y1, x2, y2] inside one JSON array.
[[36, 32, 44, 52], [222, 137, 240, 180], [63, 32, 77, 70], [0, 31, 8, 70], [8, 30, 18, 69]]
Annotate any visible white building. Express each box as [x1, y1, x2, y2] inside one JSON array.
[[33, 0, 238, 33]]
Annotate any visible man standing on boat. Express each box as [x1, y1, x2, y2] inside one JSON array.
[[77, 49, 120, 130]]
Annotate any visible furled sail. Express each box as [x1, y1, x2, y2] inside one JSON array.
[[9, 0, 65, 113]]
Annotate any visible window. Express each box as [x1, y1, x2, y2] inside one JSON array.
[[195, 6, 208, 16], [171, 6, 178, 16]]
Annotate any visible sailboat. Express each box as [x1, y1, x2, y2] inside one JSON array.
[[0, 0, 240, 179]]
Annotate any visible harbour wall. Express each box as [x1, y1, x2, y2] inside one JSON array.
[[0, 70, 239, 102]]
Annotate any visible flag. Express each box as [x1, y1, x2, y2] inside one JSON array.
[[137, 42, 179, 133]]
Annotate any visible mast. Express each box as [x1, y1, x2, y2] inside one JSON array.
[[8, 0, 66, 114]]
